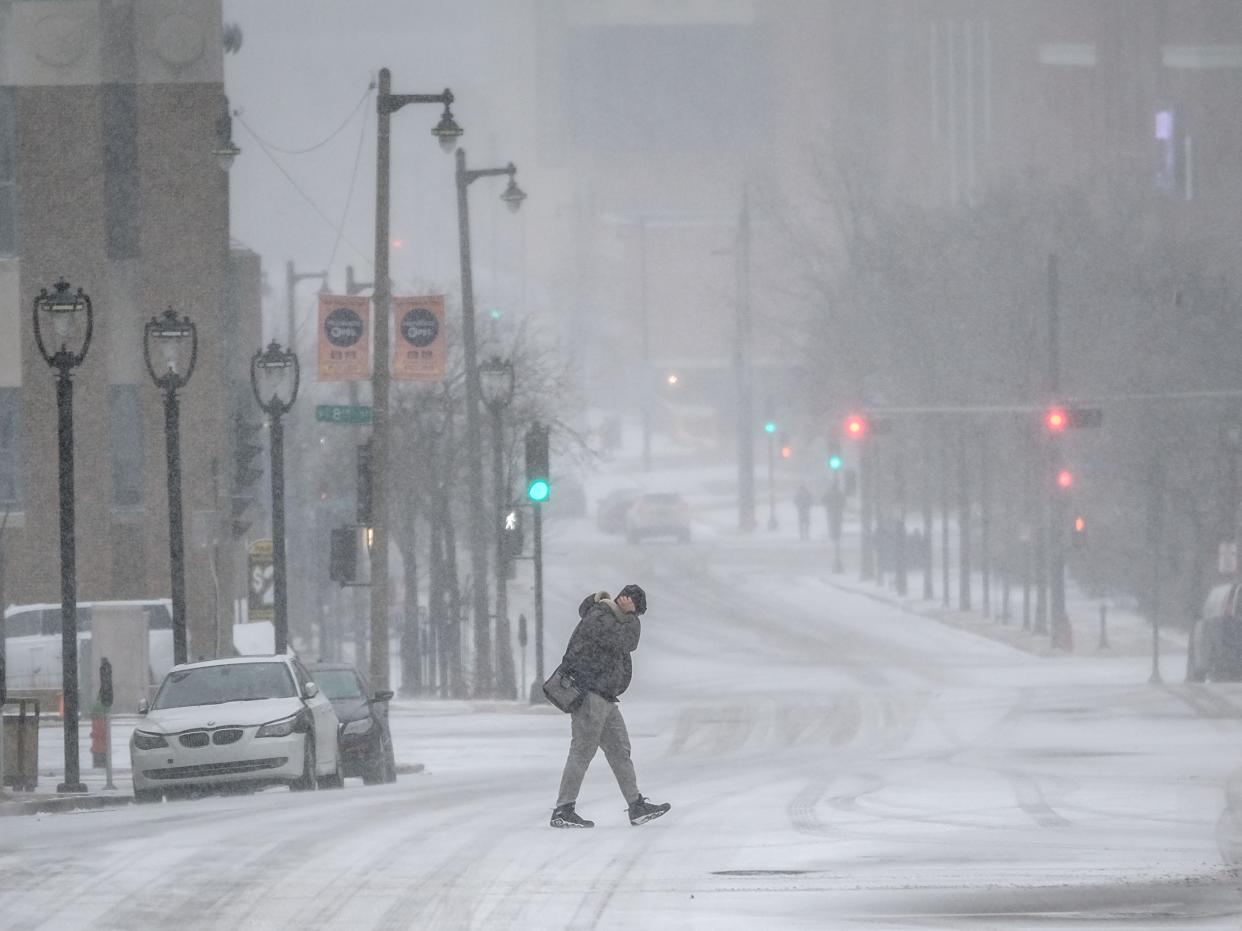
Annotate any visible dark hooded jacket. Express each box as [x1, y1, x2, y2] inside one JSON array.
[[561, 591, 642, 701]]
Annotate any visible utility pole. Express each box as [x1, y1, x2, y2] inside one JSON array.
[[1148, 450, 1165, 683], [639, 218, 651, 472], [941, 429, 951, 607]]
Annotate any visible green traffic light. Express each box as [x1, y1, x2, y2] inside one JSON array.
[[764, 421, 777, 434], [527, 479, 550, 503], [828, 455, 843, 470]]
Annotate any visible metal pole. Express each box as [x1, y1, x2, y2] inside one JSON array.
[[491, 406, 515, 699], [164, 387, 188, 665], [922, 419, 934, 600], [270, 412, 289, 654], [958, 427, 971, 611], [940, 429, 950, 607], [1149, 453, 1164, 683], [639, 219, 651, 472], [861, 438, 875, 581], [533, 502, 545, 698], [455, 148, 493, 697], [370, 69, 393, 691], [56, 370, 85, 793], [766, 431, 777, 531], [103, 710, 115, 791], [736, 193, 756, 532]]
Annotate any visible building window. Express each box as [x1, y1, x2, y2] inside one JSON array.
[[103, 84, 139, 259], [108, 384, 143, 507], [0, 388, 22, 508], [0, 88, 21, 257]]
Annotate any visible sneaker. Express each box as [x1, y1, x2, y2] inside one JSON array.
[[550, 804, 594, 828], [627, 796, 671, 826]]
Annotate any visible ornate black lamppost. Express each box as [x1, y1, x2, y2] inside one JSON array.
[[455, 151, 525, 697], [250, 341, 300, 653], [143, 308, 197, 665], [369, 69, 462, 692], [32, 279, 92, 793], [479, 356, 517, 699]]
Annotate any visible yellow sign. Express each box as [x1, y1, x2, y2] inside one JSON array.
[[317, 294, 371, 381], [392, 295, 446, 381]]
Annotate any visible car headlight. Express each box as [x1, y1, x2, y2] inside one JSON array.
[[342, 717, 373, 736], [132, 730, 168, 750], [256, 711, 309, 738]]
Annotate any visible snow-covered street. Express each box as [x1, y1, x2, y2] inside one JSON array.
[[4, 531, 1242, 930]]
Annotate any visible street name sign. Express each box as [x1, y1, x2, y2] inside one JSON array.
[[316, 404, 372, 425]]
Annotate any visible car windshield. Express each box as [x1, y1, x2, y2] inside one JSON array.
[[314, 668, 364, 700], [152, 662, 296, 709]]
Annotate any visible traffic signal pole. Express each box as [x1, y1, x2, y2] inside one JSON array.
[[1047, 253, 1071, 650], [533, 502, 545, 698]]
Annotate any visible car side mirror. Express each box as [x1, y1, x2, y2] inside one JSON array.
[[372, 689, 394, 703], [138, 698, 149, 715], [303, 681, 320, 700]]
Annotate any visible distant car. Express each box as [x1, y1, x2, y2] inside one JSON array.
[[309, 662, 397, 784], [625, 492, 691, 544], [130, 654, 342, 802], [596, 488, 640, 534], [1187, 582, 1242, 682]]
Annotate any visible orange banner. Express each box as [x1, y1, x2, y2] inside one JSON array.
[[392, 295, 446, 381], [317, 294, 371, 381]]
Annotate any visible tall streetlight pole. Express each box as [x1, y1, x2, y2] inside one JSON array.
[[480, 356, 516, 699], [32, 279, 92, 794], [371, 68, 462, 691], [454, 149, 526, 697], [142, 308, 198, 665], [251, 341, 300, 654]]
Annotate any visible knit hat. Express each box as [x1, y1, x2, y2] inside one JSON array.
[[618, 583, 646, 615]]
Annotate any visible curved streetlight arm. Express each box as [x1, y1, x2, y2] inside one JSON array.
[[383, 88, 453, 114], [461, 160, 518, 187]]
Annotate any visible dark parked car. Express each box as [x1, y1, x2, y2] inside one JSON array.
[[1187, 583, 1242, 682], [308, 662, 397, 784]]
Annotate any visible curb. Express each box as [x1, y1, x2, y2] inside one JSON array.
[[0, 793, 134, 818], [1, 763, 428, 815]]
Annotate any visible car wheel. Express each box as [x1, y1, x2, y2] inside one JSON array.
[[290, 736, 317, 792], [133, 787, 162, 804]]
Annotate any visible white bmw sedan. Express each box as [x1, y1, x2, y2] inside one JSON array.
[[130, 654, 341, 802]]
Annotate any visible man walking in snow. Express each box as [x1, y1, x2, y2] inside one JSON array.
[[550, 583, 671, 828]]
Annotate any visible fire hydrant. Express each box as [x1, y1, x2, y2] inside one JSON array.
[[90, 705, 108, 769]]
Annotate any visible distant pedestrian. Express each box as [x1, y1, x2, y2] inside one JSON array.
[[550, 584, 671, 829], [795, 485, 813, 540]]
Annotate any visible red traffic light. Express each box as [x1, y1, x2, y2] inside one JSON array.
[[844, 414, 868, 439], [1056, 469, 1073, 489], [1074, 515, 1085, 532], [1046, 408, 1068, 432]]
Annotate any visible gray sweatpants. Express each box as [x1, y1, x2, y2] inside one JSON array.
[[556, 691, 640, 807]]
